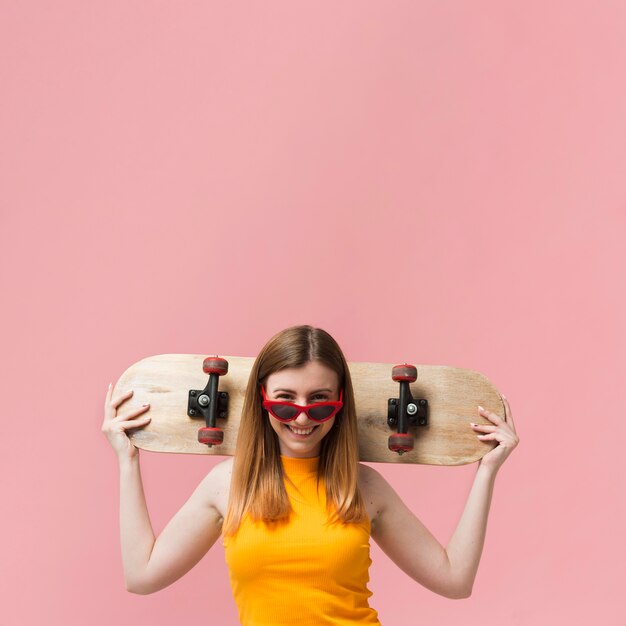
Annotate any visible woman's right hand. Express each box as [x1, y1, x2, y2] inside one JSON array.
[[102, 383, 151, 461]]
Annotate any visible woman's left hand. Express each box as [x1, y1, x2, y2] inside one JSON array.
[[471, 395, 519, 473]]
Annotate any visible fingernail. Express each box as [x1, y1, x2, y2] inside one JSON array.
[[478, 405, 485, 412], [142, 403, 150, 407], [502, 394, 507, 399]]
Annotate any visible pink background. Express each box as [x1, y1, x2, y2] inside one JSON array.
[[1, 2, 625, 625]]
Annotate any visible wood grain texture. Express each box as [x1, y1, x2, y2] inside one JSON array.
[[115, 354, 503, 465]]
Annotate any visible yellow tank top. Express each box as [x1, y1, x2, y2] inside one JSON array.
[[223, 455, 381, 626]]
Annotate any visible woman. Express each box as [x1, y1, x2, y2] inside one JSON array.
[[102, 325, 518, 625]]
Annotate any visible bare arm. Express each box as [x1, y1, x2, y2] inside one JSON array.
[[367, 466, 469, 599], [103, 384, 228, 595], [118, 455, 156, 591], [120, 458, 228, 594], [368, 397, 518, 599], [443, 464, 496, 596], [444, 396, 518, 593]]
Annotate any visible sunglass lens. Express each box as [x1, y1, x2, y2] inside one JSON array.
[[308, 405, 335, 421], [270, 404, 299, 421]]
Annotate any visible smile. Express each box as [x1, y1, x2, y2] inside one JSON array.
[[285, 424, 318, 436]]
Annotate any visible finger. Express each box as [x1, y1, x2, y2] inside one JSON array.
[[104, 382, 113, 409], [116, 414, 152, 431], [103, 383, 119, 420], [502, 394, 516, 431], [113, 403, 151, 422], [476, 432, 504, 442], [477, 430, 518, 449], [478, 405, 504, 425], [470, 422, 497, 433], [111, 389, 134, 410]]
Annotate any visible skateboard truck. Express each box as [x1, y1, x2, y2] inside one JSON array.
[[188, 356, 229, 447], [387, 363, 428, 454]]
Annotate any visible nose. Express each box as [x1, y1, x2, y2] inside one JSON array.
[[293, 409, 312, 426]]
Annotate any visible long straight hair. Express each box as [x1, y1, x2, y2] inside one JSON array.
[[222, 325, 367, 536]]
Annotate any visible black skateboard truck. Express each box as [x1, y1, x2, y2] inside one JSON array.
[[188, 356, 229, 446], [387, 363, 428, 454]]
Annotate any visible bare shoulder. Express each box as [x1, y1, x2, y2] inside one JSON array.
[[209, 456, 234, 480], [357, 462, 391, 491], [357, 463, 394, 526], [358, 463, 393, 496], [358, 462, 381, 487], [194, 457, 233, 519]]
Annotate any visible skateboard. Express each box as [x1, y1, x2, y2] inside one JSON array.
[[114, 354, 504, 465]]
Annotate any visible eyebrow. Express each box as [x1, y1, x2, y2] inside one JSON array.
[[272, 388, 333, 395]]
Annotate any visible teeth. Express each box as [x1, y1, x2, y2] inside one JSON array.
[[287, 425, 316, 435]]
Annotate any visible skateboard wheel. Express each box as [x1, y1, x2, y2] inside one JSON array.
[[198, 427, 224, 446], [203, 357, 229, 376], [388, 433, 414, 454], [392, 364, 417, 383]]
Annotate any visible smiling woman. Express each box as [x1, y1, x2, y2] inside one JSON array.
[[261, 369, 344, 453], [223, 326, 367, 534], [222, 327, 379, 624], [102, 324, 518, 625]]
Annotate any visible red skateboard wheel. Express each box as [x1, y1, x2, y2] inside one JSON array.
[[388, 433, 414, 454], [392, 364, 417, 383], [198, 427, 224, 446], [203, 356, 229, 375]]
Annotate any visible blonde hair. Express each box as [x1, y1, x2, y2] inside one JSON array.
[[222, 325, 367, 536]]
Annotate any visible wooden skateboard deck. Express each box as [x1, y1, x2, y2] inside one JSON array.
[[114, 354, 503, 465]]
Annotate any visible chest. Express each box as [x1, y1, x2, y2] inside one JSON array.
[[224, 473, 373, 583], [215, 469, 382, 527]]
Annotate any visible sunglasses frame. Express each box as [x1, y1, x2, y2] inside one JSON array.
[[260, 385, 344, 423]]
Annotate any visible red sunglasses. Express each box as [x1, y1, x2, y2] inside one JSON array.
[[261, 385, 344, 423]]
